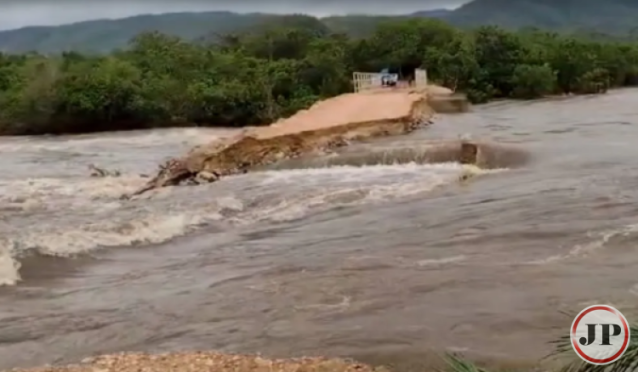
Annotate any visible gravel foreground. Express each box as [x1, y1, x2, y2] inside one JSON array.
[[3, 352, 391, 372]]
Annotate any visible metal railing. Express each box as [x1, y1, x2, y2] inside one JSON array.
[[351, 69, 428, 92]]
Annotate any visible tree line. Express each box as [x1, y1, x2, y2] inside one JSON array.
[[1, 15, 637, 135]]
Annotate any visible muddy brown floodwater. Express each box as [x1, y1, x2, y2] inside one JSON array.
[[2, 90, 638, 371]]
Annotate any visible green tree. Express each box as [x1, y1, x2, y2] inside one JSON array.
[[510, 64, 557, 99], [1, 16, 638, 135]]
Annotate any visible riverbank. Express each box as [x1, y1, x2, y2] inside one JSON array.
[[0, 351, 549, 372], [2, 352, 388, 372]]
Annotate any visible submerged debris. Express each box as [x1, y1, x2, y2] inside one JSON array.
[[88, 164, 121, 177], [122, 158, 193, 199]]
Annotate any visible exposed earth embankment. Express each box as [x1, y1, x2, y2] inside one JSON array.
[[126, 88, 448, 198]]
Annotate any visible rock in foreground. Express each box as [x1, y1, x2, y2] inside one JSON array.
[[6, 352, 390, 372], [126, 89, 434, 198]]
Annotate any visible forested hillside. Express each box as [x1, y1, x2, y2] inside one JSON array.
[[0, 12, 273, 53], [0, 11, 447, 53], [1, 0, 638, 53], [1, 16, 636, 135], [446, 0, 638, 35]]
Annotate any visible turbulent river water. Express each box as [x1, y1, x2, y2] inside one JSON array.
[[2, 90, 638, 371]]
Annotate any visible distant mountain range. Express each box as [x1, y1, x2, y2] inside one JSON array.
[[0, 0, 637, 54]]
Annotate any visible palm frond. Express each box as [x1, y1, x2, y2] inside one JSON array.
[[438, 353, 494, 372], [548, 323, 638, 372], [438, 320, 638, 372]]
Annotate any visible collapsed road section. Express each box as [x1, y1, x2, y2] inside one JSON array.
[[125, 88, 440, 198]]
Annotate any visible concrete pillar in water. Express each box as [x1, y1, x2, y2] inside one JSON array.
[[460, 142, 478, 165]]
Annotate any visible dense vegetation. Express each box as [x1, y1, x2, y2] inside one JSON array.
[[1, 15, 638, 135], [2, 0, 638, 53]]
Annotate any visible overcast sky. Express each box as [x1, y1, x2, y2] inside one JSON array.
[[0, 0, 470, 31]]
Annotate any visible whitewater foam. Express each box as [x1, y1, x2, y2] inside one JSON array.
[[525, 222, 638, 265], [237, 162, 500, 224], [0, 161, 504, 286]]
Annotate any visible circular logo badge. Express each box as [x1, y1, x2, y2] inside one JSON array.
[[571, 305, 630, 365]]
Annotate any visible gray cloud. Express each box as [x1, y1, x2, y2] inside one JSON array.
[[0, 1, 469, 31]]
